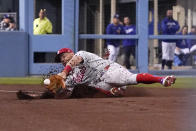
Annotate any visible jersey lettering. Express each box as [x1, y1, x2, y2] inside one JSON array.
[[73, 66, 86, 83]]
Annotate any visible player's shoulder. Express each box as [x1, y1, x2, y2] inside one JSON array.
[[34, 18, 39, 22], [128, 25, 135, 29], [107, 23, 113, 28], [75, 50, 91, 57], [162, 17, 168, 22], [75, 51, 97, 62], [76, 50, 98, 58], [119, 24, 124, 27], [76, 50, 88, 54], [44, 17, 52, 22], [118, 24, 124, 29]]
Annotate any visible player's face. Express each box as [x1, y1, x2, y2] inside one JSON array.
[[182, 27, 188, 35], [39, 12, 45, 19], [167, 10, 173, 18], [124, 17, 130, 25], [60, 53, 74, 66], [113, 18, 119, 24], [4, 18, 10, 23]]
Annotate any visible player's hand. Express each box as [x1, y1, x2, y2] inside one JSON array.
[[45, 75, 66, 93], [58, 71, 67, 79]]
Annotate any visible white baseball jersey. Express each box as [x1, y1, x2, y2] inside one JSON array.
[[65, 51, 113, 86], [65, 51, 137, 92]]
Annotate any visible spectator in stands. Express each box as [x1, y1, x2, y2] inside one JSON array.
[[122, 17, 136, 69], [174, 26, 190, 66], [106, 14, 124, 62], [33, 9, 53, 35], [5, 18, 16, 31], [0, 14, 11, 31], [188, 26, 196, 65], [161, 9, 180, 69], [189, 26, 196, 53]]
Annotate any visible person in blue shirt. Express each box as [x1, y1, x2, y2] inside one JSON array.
[[188, 26, 196, 53], [106, 14, 124, 62], [188, 26, 196, 65], [161, 10, 180, 69], [122, 17, 136, 69], [174, 26, 190, 66]]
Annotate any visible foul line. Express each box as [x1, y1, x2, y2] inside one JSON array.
[[0, 90, 18, 93], [0, 90, 43, 93]]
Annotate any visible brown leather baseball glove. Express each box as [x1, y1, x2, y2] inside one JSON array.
[[16, 75, 71, 100], [46, 75, 66, 93]]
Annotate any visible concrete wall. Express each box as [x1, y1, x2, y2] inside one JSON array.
[[0, 32, 28, 77]]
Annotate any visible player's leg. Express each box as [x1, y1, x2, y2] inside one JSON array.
[[162, 41, 169, 70], [94, 81, 111, 95], [190, 45, 196, 53], [107, 45, 116, 62], [114, 46, 120, 62], [168, 42, 176, 68], [123, 46, 131, 69], [101, 63, 176, 87], [136, 73, 176, 86], [167, 42, 176, 69], [94, 81, 126, 97], [181, 48, 190, 54], [131, 45, 136, 61]]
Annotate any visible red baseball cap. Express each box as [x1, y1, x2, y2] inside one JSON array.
[[57, 48, 73, 54], [55, 48, 73, 62]]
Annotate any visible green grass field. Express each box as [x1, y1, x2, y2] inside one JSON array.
[[0, 77, 43, 85], [0, 77, 195, 88]]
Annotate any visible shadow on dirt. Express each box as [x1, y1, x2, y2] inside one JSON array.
[[71, 86, 152, 98], [124, 87, 151, 97]]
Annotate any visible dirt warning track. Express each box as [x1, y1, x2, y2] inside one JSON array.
[[0, 85, 196, 131]]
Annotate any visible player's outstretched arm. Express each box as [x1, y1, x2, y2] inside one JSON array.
[[58, 55, 83, 79]]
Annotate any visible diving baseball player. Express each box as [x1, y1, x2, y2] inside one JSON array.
[[44, 48, 176, 97]]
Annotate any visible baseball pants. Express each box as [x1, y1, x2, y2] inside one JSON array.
[[123, 45, 135, 69], [94, 63, 137, 93], [162, 41, 176, 60], [107, 45, 120, 62]]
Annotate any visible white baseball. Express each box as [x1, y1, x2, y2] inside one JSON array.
[[44, 79, 50, 85]]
